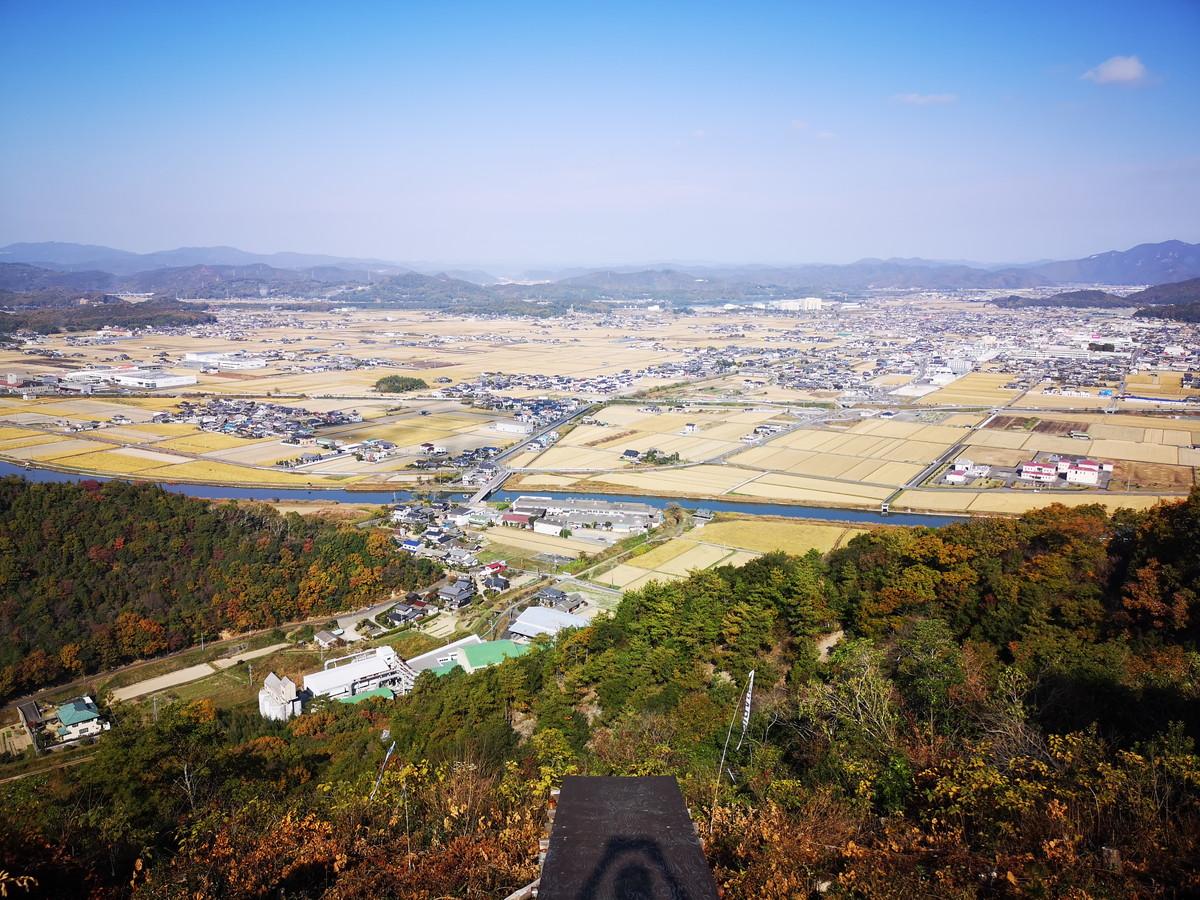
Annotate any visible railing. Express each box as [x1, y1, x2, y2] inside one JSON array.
[[502, 880, 539, 900]]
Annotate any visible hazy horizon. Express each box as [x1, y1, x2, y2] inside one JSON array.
[[2, 1, 1198, 266]]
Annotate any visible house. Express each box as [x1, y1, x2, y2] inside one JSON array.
[[361, 440, 399, 462], [258, 672, 302, 721], [446, 547, 478, 568], [314, 630, 341, 649], [501, 512, 535, 529], [55, 696, 109, 742], [944, 470, 967, 484], [482, 573, 510, 592], [621, 449, 641, 461], [387, 605, 422, 626], [438, 579, 476, 609], [507, 606, 588, 643], [537, 586, 568, 606]]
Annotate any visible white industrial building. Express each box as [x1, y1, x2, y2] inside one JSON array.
[[773, 297, 823, 311], [110, 370, 197, 389], [493, 420, 534, 434], [507, 606, 589, 643], [302, 646, 416, 700], [510, 495, 663, 535], [182, 351, 267, 370], [258, 672, 302, 721]]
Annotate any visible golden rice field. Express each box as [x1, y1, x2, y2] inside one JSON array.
[[54, 449, 176, 475], [138, 460, 350, 486], [591, 517, 868, 590], [0, 426, 46, 441], [691, 517, 867, 555], [0, 434, 62, 452], [157, 432, 263, 453]]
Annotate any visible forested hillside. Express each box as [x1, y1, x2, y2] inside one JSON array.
[[1, 492, 1198, 897], [0, 479, 441, 699]]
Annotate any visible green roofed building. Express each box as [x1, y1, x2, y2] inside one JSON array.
[[337, 686, 395, 704], [429, 639, 529, 677], [461, 639, 529, 672], [55, 695, 109, 742]]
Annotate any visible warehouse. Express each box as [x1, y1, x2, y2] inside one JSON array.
[[302, 647, 416, 700], [507, 606, 588, 643], [182, 351, 267, 370], [110, 370, 198, 389]]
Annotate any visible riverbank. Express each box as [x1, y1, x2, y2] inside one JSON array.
[[0, 460, 961, 527]]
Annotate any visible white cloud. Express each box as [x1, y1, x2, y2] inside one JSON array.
[[790, 118, 808, 130], [816, 130, 835, 140], [1082, 55, 1148, 85], [893, 92, 958, 106]]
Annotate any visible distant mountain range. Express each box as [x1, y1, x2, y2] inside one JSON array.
[[0, 242, 408, 277], [1, 239, 1199, 305]]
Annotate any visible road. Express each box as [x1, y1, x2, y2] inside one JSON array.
[[468, 404, 598, 503], [335, 597, 402, 641], [110, 642, 290, 702]]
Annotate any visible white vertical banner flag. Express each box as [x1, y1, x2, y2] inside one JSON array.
[[735, 669, 755, 750]]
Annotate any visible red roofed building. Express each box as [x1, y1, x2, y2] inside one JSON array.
[[1020, 462, 1059, 483]]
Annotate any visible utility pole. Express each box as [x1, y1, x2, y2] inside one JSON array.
[[248, 663, 253, 687]]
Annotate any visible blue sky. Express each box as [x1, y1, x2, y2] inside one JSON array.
[[1, 0, 1197, 266]]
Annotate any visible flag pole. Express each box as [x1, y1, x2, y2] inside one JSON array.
[[710, 669, 754, 829]]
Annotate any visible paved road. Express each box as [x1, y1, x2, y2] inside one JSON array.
[[336, 598, 401, 641], [110, 642, 289, 702]]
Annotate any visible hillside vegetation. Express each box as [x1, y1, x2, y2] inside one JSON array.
[[374, 375, 428, 393], [1, 491, 1198, 897], [0, 479, 441, 699]]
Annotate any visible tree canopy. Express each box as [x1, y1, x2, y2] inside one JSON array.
[[2, 489, 1199, 897], [0, 478, 441, 699]]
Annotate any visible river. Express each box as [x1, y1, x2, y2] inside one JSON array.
[[0, 461, 960, 527]]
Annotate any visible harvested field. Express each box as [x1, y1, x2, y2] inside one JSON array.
[[593, 465, 756, 496], [1109, 461, 1195, 491], [627, 539, 697, 570], [656, 542, 738, 575], [918, 373, 1021, 406], [4, 438, 104, 460], [958, 446, 1027, 467], [482, 528, 598, 558]]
